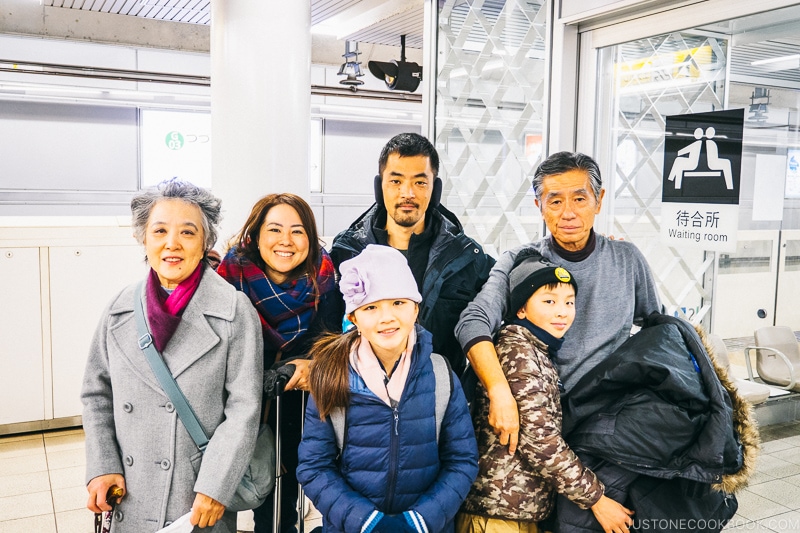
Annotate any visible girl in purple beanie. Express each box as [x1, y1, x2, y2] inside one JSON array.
[[297, 244, 478, 533]]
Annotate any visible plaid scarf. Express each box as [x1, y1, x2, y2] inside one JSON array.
[[145, 264, 204, 353], [217, 247, 336, 351]]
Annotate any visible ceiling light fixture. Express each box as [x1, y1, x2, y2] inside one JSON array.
[[337, 41, 365, 89], [368, 35, 422, 92]]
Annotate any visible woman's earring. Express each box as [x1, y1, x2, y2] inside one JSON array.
[[357, 329, 361, 336]]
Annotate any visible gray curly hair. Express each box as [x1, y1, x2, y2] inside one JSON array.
[[131, 178, 222, 254]]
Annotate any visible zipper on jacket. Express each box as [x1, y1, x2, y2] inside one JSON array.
[[385, 403, 400, 509]]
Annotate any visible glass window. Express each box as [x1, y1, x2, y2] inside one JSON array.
[[595, 31, 728, 321], [436, 0, 548, 256]]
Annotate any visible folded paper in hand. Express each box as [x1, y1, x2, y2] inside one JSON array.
[[155, 512, 193, 533]]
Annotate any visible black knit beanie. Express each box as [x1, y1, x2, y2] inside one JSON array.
[[508, 254, 577, 319]]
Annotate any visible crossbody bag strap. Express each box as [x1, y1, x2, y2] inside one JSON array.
[[133, 280, 210, 452]]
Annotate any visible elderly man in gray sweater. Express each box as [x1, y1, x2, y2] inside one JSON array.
[[455, 151, 661, 454]]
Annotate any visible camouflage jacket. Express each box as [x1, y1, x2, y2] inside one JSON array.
[[461, 324, 604, 522]]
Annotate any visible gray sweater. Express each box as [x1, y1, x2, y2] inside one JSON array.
[[455, 235, 661, 391]]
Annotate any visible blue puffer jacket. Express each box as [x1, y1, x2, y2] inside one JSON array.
[[297, 326, 478, 533]]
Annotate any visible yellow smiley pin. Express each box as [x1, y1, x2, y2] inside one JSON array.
[[554, 267, 571, 283]]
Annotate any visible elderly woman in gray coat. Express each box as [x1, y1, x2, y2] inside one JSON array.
[[81, 179, 263, 532]]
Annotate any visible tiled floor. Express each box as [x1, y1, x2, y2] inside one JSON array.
[[723, 421, 800, 532], [1, 423, 799, 532], [0, 427, 321, 533], [0, 429, 87, 533]]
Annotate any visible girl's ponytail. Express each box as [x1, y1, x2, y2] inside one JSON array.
[[308, 329, 360, 419]]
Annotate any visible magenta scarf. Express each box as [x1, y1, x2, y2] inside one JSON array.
[[145, 265, 204, 352]]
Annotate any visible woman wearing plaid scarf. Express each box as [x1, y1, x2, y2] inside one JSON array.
[[217, 193, 339, 533]]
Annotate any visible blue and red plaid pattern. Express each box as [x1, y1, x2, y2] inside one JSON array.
[[217, 248, 336, 351]]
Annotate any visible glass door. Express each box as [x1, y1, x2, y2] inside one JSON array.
[[592, 31, 729, 326], [588, 5, 800, 337]]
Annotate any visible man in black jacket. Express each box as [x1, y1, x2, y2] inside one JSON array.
[[330, 132, 494, 376]]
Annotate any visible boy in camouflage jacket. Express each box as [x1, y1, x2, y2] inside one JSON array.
[[457, 253, 634, 533]]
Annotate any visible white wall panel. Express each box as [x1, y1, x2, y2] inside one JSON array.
[[49, 245, 146, 419], [776, 230, 800, 330], [0, 247, 45, 425], [713, 231, 779, 338]]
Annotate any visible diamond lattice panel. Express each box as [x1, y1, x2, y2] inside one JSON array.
[[609, 33, 728, 323], [436, 0, 547, 257]]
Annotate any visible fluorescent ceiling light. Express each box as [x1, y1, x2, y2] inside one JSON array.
[[750, 54, 800, 71], [751, 54, 800, 66]]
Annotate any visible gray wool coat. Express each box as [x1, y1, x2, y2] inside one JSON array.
[[82, 267, 264, 533]]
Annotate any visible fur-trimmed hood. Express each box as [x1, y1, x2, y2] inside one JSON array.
[[696, 324, 760, 493]]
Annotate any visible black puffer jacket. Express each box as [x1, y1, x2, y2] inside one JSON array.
[[556, 313, 759, 532], [563, 314, 742, 483], [330, 204, 494, 376]]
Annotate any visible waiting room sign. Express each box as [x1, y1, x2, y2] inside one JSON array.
[[661, 108, 744, 252]]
